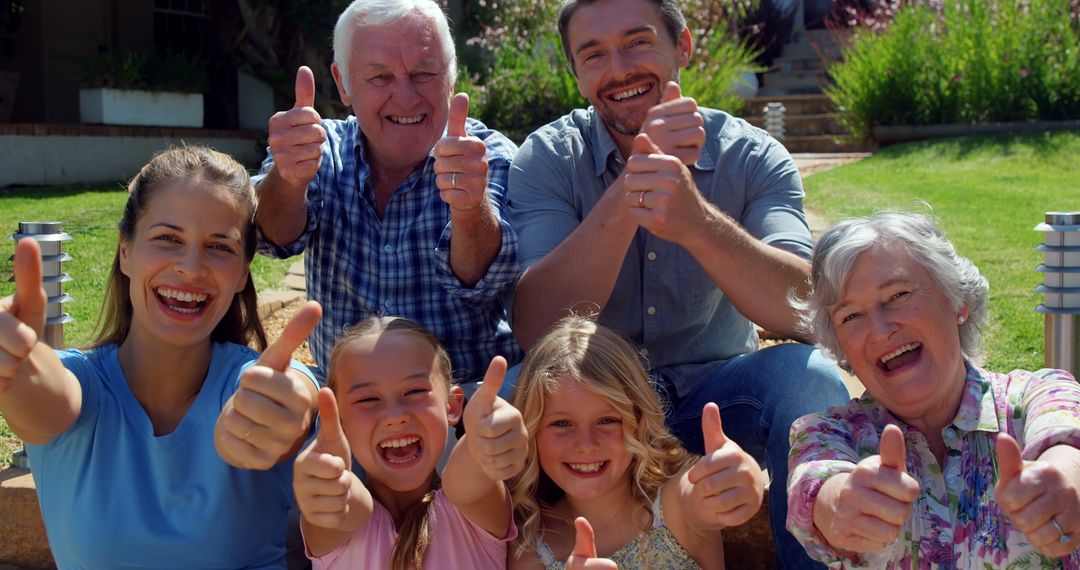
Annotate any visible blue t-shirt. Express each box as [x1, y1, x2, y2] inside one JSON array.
[[25, 342, 314, 569]]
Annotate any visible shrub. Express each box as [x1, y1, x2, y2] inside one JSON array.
[[828, 0, 1080, 141], [460, 0, 761, 141], [81, 51, 208, 94]]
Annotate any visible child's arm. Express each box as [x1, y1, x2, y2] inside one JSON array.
[[214, 302, 321, 470], [444, 356, 527, 538], [294, 388, 375, 557], [0, 238, 80, 445], [666, 403, 762, 569]]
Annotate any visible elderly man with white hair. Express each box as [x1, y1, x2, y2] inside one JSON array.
[[253, 0, 521, 386]]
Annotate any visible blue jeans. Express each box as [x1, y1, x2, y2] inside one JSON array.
[[659, 343, 848, 570]]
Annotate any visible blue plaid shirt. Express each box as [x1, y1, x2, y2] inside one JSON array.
[[254, 116, 522, 383]]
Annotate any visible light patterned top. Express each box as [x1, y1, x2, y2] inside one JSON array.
[[787, 364, 1080, 569], [535, 496, 700, 569]]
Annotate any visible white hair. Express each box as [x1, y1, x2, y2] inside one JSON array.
[[332, 0, 457, 92], [792, 211, 990, 369]]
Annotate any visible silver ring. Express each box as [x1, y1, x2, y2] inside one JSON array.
[[1052, 518, 1070, 544], [450, 172, 457, 188]]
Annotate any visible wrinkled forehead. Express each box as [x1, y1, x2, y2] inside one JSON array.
[[351, 15, 448, 70]]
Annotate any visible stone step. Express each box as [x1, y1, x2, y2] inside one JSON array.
[[0, 469, 53, 569], [744, 112, 850, 137], [747, 93, 836, 115], [760, 69, 830, 94]]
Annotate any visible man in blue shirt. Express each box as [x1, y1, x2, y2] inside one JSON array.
[[253, 0, 521, 383], [508, 0, 848, 567]]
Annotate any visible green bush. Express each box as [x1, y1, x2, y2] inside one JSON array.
[[460, 1, 761, 142], [81, 51, 208, 94], [828, 0, 1080, 141]]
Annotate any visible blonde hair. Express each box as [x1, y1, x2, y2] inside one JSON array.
[[93, 145, 265, 351], [325, 316, 453, 570], [509, 316, 694, 561]]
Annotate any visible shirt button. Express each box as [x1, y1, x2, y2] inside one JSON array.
[[641, 348, 649, 357], [647, 306, 657, 315], [647, 251, 657, 261], [383, 244, 393, 253], [383, 300, 393, 310]]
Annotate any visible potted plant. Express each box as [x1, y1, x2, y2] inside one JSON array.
[[79, 51, 207, 128], [0, 0, 24, 122]]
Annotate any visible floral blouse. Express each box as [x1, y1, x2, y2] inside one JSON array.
[[787, 364, 1080, 569]]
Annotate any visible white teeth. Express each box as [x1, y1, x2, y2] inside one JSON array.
[[156, 287, 208, 303], [569, 462, 604, 473], [389, 115, 423, 125], [612, 85, 649, 101], [880, 343, 920, 365], [380, 436, 420, 448]]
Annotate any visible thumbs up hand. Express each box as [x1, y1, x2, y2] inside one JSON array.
[[995, 433, 1079, 557], [462, 356, 528, 482], [0, 238, 47, 391], [623, 132, 708, 247], [267, 66, 327, 189], [434, 93, 490, 214], [683, 403, 764, 528], [215, 301, 322, 470], [294, 388, 363, 530], [642, 81, 705, 166], [814, 424, 921, 553], [566, 517, 619, 570]]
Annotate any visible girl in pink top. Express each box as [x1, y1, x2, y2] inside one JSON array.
[[293, 316, 527, 569]]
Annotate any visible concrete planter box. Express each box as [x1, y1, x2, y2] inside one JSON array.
[[79, 87, 204, 128]]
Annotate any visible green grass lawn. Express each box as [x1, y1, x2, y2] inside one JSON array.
[[0, 182, 294, 467], [804, 131, 1080, 373]]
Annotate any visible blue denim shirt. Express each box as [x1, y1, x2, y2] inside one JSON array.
[[509, 106, 812, 396], [254, 116, 522, 382]]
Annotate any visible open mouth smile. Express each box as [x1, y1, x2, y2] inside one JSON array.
[[155, 286, 209, 315]]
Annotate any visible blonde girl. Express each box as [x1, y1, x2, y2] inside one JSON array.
[[510, 316, 765, 569], [293, 316, 527, 569]]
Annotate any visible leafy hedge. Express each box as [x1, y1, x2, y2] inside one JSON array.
[[828, 0, 1080, 141], [459, 0, 760, 143]]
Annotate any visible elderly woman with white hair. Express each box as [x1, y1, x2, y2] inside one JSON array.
[[785, 211, 1080, 568]]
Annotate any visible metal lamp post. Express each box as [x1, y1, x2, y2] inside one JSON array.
[[8, 222, 74, 469], [1035, 211, 1080, 376]]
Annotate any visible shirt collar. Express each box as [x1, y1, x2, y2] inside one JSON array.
[[951, 361, 998, 434]]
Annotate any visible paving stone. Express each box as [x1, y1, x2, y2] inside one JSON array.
[[0, 469, 54, 569]]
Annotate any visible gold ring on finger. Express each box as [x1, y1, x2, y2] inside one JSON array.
[[638, 191, 647, 209]]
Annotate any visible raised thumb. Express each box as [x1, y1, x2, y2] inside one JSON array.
[[701, 402, 727, 454], [447, 92, 469, 137], [662, 81, 682, 103], [878, 424, 907, 473], [255, 301, 321, 372], [12, 237, 47, 335], [315, 388, 349, 459], [469, 355, 507, 419], [632, 132, 660, 156], [995, 432, 1024, 489], [294, 66, 316, 109], [571, 517, 599, 559]]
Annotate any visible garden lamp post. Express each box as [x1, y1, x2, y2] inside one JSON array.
[[763, 102, 786, 141], [8, 221, 74, 469], [1035, 211, 1080, 376]]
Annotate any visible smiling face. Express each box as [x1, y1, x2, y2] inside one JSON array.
[[535, 375, 635, 508], [564, 0, 691, 144], [831, 244, 969, 429], [332, 13, 452, 174], [118, 181, 250, 349], [333, 330, 463, 497]]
